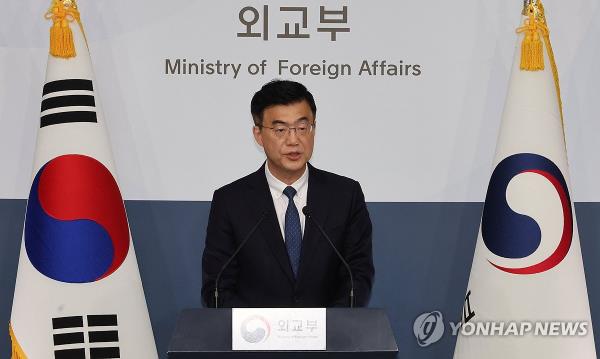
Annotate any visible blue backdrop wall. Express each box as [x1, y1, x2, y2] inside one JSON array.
[[1, 200, 599, 358]]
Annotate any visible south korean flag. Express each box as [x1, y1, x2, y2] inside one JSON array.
[[9, 1, 158, 358]]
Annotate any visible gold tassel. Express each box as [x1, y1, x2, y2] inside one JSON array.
[[519, 1, 567, 148], [45, 0, 81, 58], [517, 3, 547, 71], [9, 323, 28, 359], [521, 25, 543, 70]]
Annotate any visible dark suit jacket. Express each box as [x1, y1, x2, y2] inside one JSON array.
[[201, 163, 374, 308]]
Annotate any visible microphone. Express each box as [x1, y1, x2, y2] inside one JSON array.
[[302, 206, 355, 308], [214, 210, 268, 308]]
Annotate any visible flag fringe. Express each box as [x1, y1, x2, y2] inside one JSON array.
[[45, 0, 83, 58], [9, 323, 28, 359]]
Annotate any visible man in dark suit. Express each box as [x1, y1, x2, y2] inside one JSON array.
[[202, 80, 374, 308]]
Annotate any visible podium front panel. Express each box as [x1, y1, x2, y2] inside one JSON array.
[[168, 308, 398, 359]]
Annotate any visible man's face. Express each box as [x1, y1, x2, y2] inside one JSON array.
[[253, 100, 315, 183]]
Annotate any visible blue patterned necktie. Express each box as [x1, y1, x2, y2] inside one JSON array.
[[283, 186, 302, 278]]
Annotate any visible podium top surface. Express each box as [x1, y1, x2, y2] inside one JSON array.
[[168, 308, 398, 354]]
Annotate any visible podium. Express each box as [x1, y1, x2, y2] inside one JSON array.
[[168, 308, 398, 358]]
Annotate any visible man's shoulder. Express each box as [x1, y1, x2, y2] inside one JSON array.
[[310, 165, 359, 189], [213, 169, 261, 198]]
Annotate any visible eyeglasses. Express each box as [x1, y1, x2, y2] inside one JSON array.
[[260, 121, 316, 138]]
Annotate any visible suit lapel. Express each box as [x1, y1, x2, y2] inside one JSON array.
[[247, 164, 295, 285], [296, 163, 332, 287]]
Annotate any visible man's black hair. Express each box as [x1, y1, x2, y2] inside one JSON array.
[[251, 80, 317, 126]]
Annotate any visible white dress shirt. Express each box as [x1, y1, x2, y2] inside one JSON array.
[[265, 163, 308, 240]]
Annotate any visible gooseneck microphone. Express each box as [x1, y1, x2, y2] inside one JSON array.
[[214, 210, 268, 308], [302, 206, 355, 308]]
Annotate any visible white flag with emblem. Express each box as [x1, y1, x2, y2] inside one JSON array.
[[454, 1, 596, 358]]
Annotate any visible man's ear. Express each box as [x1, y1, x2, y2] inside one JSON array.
[[253, 126, 263, 147]]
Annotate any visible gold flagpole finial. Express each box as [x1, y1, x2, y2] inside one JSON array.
[[522, 0, 545, 22], [522, 0, 537, 15], [44, 0, 82, 59]]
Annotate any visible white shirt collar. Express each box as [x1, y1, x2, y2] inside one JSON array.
[[265, 163, 309, 200]]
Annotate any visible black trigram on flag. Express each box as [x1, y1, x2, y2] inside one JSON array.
[[52, 314, 120, 359], [41, 79, 97, 128]]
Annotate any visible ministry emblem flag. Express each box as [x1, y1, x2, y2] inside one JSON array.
[[454, 1, 596, 358]]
